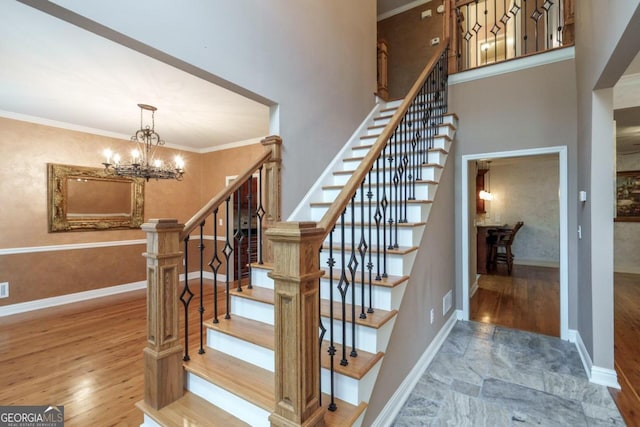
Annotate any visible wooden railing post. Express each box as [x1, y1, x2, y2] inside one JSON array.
[[563, 0, 575, 45], [444, 0, 458, 73], [141, 219, 184, 409], [266, 222, 326, 427], [377, 39, 389, 101], [261, 135, 283, 265]]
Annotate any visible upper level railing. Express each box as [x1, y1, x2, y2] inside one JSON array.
[[445, 0, 574, 73]]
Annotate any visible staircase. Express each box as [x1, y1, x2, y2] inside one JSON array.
[[136, 95, 457, 426]]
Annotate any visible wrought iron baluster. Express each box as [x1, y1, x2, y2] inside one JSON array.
[[180, 237, 194, 361], [374, 154, 382, 282], [359, 180, 368, 320], [523, 0, 528, 54], [235, 187, 244, 292], [208, 208, 222, 324], [382, 142, 389, 278], [198, 221, 206, 355], [326, 229, 337, 411], [338, 210, 350, 366], [318, 247, 326, 409], [256, 166, 265, 265], [223, 197, 233, 319], [348, 194, 358, 357], [366, 168, 374, 314], [247, 176, 253, 289]]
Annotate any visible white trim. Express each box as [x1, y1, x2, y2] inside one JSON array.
[[449, 47, 575, 86], [0, 280, 146, 317], [461, 146, 569, 341], [0, 270, 226, 317], [370, 310, 459, 427], [377, 0, 431, 21], [569, 329, 620, 389], [0, 239, 145, 256], [470, 274, 479, 297], [513, 259, 560, 268]]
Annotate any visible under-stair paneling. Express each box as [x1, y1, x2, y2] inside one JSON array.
[[362, 138, 456, 425]]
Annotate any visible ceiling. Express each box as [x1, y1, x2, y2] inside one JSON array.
[[2, 1, 639, 155], [0, 1, 270, 152]]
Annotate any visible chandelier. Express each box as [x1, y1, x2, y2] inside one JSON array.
[[102, 104, 184, 181]]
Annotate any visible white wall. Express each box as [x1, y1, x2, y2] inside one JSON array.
[[615, 152, 640, 273], [31, 0, 378, 217], [484, 155, 560, 266]]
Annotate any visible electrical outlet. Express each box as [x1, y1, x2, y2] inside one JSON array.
[[430, 308, 434, 324], [0, 282, 8, 299], [431, 37, 440, 46], [219, 218, 223, 226]]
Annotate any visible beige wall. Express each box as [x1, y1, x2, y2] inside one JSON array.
[[377, 4, 445, 99], [0, 116, 264, 306], [614, 152, 640, 273]]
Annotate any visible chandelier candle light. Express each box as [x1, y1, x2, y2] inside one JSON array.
[[102, 104, 184, 181]]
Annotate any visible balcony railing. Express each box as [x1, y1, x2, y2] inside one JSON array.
[[447, 0, 574, 73]]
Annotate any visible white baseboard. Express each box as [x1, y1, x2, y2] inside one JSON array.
[[0, 271, 227, 317], [470, 274, 480, 297], [568, 329, 620, 389], [0, 280, 146, 317], [513, 259, 560, 268], [371, 310, 460, 427]]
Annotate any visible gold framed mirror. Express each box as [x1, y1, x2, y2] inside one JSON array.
[[47, 163, 144, 232]]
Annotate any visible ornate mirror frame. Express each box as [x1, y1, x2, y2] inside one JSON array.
[[47, 163, 145, 232]]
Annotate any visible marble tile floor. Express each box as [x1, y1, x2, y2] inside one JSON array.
[[393, 321, 625, 426]]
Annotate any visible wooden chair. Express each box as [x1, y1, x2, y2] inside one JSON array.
[[489, 221, 524, 275]]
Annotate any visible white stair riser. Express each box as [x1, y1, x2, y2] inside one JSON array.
[[311, 203, 431, 224], [206, 328, 274, 372], [333, 165, 442, 185], [320, 359, 382, 406], [319, 250, 416, 279], [342, 151, 447, 171], [321, 315, 396, 354], [373, 109, 452, 127], [319, 279, 407, 312], [230, 295, 273, 325], [356, 134, 452, 152], [251, 267, 273, 289], [364, 120, 452, 139], [186, 372, 270, 427], [323, 224, 425, 248], [322, 182, 436, 203]]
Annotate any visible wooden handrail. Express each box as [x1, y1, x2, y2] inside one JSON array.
[[181, 150, 272, 240], [317, 39, 450, 237]]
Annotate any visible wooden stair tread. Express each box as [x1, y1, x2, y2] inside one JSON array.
[[323, 396, 367, 426], [204, 315, 274, 349], [311, 200, 432, 207], [354, 136, 452, 151], [333, 163, 442, 175], [184, 349, 275, 411], [229, 285, 273, 304], [321, 342, 384, 380], [344, 148, 448, 161], [320, 243, 418, 255], [322, 180, 437, 190], [136, 392, 250, 427], [319, 268, 408, 288], [320, 299, 398, 329]]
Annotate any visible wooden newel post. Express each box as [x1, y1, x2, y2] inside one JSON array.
[[261, 135, 283, 265], [266, 222, 326, 427], [141, 219, 185, 409], [377, 39, 389, 101]]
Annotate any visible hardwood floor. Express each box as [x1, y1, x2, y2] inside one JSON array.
[[612, 272, 640, 426], [470, 265, 560, 337], [0, 280, 220, 427], [1, 271, 637, 426], [471, 266, 640, 425]]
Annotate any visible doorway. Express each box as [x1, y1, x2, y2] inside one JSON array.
[[461, 146, 569, 340]]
